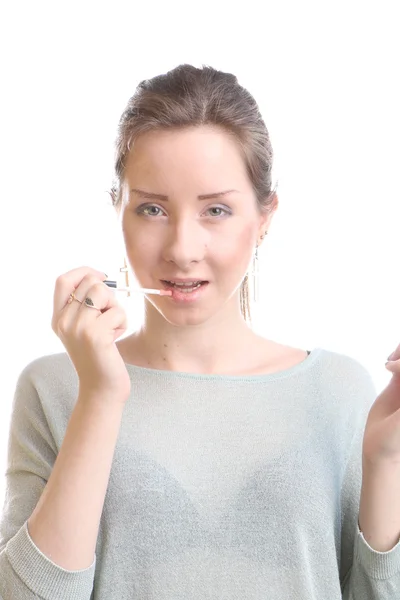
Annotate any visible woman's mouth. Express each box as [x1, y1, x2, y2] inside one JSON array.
[[161, 280, 205, 292], [160, 280, 209, 302]]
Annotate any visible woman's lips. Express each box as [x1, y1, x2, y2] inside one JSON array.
[[160, 280, 209, 302]]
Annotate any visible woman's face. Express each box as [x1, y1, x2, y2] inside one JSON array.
[[119, 125, 274, 326]]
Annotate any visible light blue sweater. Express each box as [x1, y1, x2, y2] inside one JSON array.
[[1, 347, 400, 599]]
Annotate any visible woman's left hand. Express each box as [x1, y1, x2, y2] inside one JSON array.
[[362, 344, 400, 464]]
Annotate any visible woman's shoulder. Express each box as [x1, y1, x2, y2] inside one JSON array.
[[20, 350, 74, 375], [17, 351, 78, 396], [9, 353, 80, 450]]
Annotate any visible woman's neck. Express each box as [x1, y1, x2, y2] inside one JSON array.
[[118, 305, 268, 375]]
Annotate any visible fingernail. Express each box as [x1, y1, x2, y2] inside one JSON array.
[[385, 361, 395, 371], [387, 352, 395, 361]]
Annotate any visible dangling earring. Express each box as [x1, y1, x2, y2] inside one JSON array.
[[252, 231, 267, 303], [252, 244, 260, 303], [120, 257, 131, 297]]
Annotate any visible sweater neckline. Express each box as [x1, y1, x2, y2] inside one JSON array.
[[124, 347, 322, 383]]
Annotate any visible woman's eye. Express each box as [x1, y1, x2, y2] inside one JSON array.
[[136, 204, 230, 218], [206, 206, 230, 217], [136, 204, 164, 217]]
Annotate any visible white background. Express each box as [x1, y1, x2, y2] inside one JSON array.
[[0, 0, 399, 505]]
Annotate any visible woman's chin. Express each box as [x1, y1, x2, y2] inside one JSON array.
[[160, 309, 212, 328]]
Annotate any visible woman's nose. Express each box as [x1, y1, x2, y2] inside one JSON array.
[[161, 222, 207, 267]]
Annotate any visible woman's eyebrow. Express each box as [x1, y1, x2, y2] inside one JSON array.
[[130, 188, 238, 201]]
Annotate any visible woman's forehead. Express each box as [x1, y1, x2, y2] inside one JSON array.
[[124, 129, 250, 191]]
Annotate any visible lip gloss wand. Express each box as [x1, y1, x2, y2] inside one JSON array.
[[103, 280, 172, 296]]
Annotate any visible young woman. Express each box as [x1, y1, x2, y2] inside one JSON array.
[[1, 64, 399, 599]]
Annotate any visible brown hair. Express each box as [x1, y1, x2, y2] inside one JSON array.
[[109, 64, 277, 322]]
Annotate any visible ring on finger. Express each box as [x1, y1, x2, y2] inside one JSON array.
[[84, 296, 101, 310], [67, 291, 83, 304]]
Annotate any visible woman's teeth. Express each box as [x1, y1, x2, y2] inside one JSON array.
[[165, 281, 203, 292]]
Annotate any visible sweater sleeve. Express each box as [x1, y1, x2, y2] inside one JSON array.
[[0, 363, 96, 600], [340, 368, 400, 599]]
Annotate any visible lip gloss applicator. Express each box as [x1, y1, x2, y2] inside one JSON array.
[[103, 260, 172, 296], [103, 280, 172, 296]]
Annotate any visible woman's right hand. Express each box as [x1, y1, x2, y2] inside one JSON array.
[[51, 266, 131, 404]]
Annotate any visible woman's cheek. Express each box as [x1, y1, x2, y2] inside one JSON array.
[[225, 225, 255, 263]]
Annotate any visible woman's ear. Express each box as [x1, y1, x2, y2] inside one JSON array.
[[258, 193, 278, 241]]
